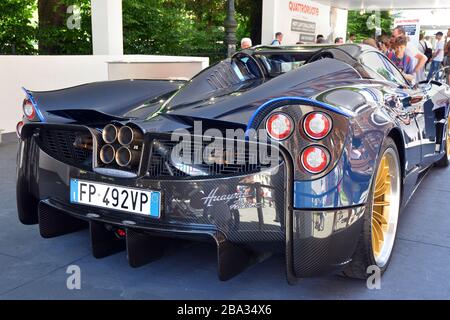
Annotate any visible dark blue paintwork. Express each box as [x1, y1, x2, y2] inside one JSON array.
[[16, 43, 450, 281], [22, 44, 450, 212]]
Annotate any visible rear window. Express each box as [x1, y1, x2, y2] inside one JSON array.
[[254, 52, 315, 77]]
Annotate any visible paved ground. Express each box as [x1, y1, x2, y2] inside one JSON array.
[[1, 140, 450, 300]]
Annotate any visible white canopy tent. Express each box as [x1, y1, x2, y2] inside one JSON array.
[[315, 0, 450, 9]]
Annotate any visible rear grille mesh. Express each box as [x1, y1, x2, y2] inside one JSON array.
[[147, 138, 274, 179], [35, 128, 278, 178], [37, 129, 92, 170]]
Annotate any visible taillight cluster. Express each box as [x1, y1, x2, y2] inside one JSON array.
[[266, 111, 332, 175]]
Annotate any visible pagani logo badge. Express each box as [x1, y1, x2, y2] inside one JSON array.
[[201, 187, 264, 210]]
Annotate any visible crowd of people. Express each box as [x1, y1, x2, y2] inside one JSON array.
[[240, 27, 450, 85], [365, 27, 449, 84]]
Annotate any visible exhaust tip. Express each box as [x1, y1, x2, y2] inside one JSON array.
[[102, 124, 118, 144], [100, 144, 116, 164], [117, 126, 142, 146], [116, 146, 133, 167]]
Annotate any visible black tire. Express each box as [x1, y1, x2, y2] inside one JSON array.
[[16, 183, 39, 225], [343, 137, 401, 279], [435, 140, 449, 167]]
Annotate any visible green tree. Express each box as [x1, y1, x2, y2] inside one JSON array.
[[235, 0, 262, 45], [123, 0, 226, 62], [0, 0, 36, 54], [37, 0, 91, 54], [347, 10, 394, 41], [0, 0, 259, 60]]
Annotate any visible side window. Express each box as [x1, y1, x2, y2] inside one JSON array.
[[361, 52, 408, 86]]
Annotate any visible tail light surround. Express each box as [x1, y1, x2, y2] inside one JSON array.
[[300, 145, 330, 174], [266, 113, 294, 140], [303, 112, 332, 140]]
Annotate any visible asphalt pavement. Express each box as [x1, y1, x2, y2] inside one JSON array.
[[1, 139, 449, 299]]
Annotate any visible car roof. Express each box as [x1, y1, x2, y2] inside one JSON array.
[[249, 43, 377, 60]]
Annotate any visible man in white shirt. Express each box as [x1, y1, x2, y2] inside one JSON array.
[[427, 32, 445, 82], [419, 34, 432, 69], [392, 26, 427, 82], [419, 35, 432, 55]]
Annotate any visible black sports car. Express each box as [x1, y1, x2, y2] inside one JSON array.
[[16, 44, 450, 282]]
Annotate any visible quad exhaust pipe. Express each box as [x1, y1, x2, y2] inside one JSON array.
[[99, 144, 116, 164], [115, 146, 140, 167], [102, 124, 118, 144], [99, 124, 143, 166], [118, 125, 143, 146]]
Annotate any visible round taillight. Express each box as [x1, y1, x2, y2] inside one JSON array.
[[303, 112, 332, 139], [301, 146, 330, 174], [23, 99, 36, 120], [16, 121, 24, 138], [266, 113, 293, 140]]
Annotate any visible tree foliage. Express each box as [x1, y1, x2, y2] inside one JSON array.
[[0, 0, 36, 54], [347, 10, 394, 42], [122, 0, 226, 61], [37, 0, 92, 54], [0, 0, 262, 61]]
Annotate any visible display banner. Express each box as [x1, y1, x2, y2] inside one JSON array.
[[262, 0, 332, 45], [394, 18, 421, 47]]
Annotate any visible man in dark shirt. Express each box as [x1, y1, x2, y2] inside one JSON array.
[[271, 32, 283, 46]]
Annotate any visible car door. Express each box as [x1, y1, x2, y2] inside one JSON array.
[[391, 77, 449, 167], [359, 51, 424, 171], [401, 84, 438, 166]]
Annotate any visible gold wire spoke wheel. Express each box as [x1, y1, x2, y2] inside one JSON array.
[[371, 148, 401, 267], [372, 156, 391, 256]]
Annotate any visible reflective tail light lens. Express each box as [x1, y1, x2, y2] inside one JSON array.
[[16, 121, 24, 138], [303, 112, 332, 139], [23, 99, 36, 120], [301, 146, 330, 174], [266, 113, 293, 140]]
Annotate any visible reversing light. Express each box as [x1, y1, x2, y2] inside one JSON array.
[[303, 112, 332, 139], [301, 145, 330, 174], [23, 99, 36, 120], [266, 113, 293, 140], [16, 121, 24, 138]]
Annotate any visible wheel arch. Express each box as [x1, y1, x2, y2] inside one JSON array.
[[386, 128, 406, 203], [386, 128, 405, 177]]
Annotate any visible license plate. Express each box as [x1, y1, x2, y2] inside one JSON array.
[[70, 179, 161, 218]]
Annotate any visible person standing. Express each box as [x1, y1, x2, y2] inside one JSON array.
[[377, 35, 391, 55], [427, 32, 445, 82], [387, 36, 415, 82], [316, 34, 324, 43], [363, 38, 378, 49], [347, 33, 356, 44], [240, 38, 252, 50], [419, 34, 433, 69], [392, 26, 427, 82], [444, 29, 450, 84], [334, 37, 344, 44], [271, 32, 283, 45]]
